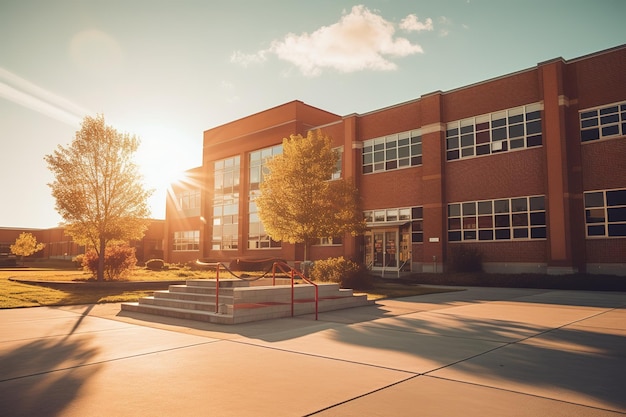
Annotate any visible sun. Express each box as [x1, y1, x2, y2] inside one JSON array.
[[133, 126, 198, 219]]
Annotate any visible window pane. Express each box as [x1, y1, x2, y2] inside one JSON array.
[[495, 214, 510, 227], [513, 228, 529, 239], [448, 218, 461, 230], [492, 127, 507, 141], [448, 231, 462, 241], [479, 230, 493, 240], [511, 198, 527, 212], [478, 216, 493, 228], [495, 229, 510, 240], [412, 206, 423, 219], [531, 227, 547, 239], [607, 190, 626, 206], [463, 231, 476, 240], [586, 208, 605, 223], [608, 207, 626, 222], [509, 124, 524, 138], [512, 213, 528, 226], [494, 200, 509, 213], [585, 192, 604, 208], [478, 201, 492, 214], [530, 212, 546, 226], [602, 125, 619, 136], [587, 225, 605, 236], [530, 196, 545, 211], [462, 202, 476, 215], [448, 204, 461, 217], [608, 224, 626, 236], [527, 135, 542, 147]]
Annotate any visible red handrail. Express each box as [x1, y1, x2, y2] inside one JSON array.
[[272, 261, 318, 320], [196, 260, 318, 320]]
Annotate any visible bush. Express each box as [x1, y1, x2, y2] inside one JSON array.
[[72, 254, 84, 268], [310, 257, 372, 289], [448, 245, 483, 272], [82, 244, 137, 280], [145, 258, 165, 271]]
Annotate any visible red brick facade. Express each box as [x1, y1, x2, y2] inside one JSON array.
[[162, 45, 626, 275]]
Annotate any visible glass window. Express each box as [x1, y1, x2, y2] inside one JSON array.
[[585, 189, 626, 237], [363, 130, 423, 173], [446, 103, 543, 161], [580, 101, 626, 142], [449, 196, 546, 242]]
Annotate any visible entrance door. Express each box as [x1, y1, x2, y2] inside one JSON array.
[[368, 229, 398, 270]]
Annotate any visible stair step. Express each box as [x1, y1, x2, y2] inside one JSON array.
[[121, 302, 235, 324], [139, 296, 228, 313]]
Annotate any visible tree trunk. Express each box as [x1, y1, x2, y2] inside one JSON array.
[[97, 237, 105, 282]]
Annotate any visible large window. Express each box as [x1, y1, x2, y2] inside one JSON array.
[[580, 101, 626, 142], [248, 145, 282, 249], [446, 103, 543, 161], [213, 156, 240, 250], [173, 230, 199, 251], [362, 130, 422, 174], [175, 190, 201, 217], [584, 189, 626, 237], [364, 206, 423, 243], [448, 196, 546, 242]]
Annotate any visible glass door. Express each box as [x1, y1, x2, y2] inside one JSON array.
[[366, 228, 399, 270]]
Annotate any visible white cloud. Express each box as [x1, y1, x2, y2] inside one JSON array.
[[399, 14, 433, 32], [231, 5, 428, 77]]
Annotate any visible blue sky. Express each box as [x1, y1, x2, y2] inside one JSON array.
[[1, 0, 624, 228]]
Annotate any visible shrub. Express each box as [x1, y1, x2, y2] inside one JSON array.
[[82, 244, 137, 280], [448, 245, 483, 272], [310, 257, 372, 289], [72, 254, 84, 268], [145, 258, 165, 271]]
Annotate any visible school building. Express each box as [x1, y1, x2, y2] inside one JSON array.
[[163, 44, 626, 276]]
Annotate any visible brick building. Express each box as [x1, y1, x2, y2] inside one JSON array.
[[164, 45, 626, 276], [0, 220, 164, 265]]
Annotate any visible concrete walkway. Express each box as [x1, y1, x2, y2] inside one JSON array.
[[1, 286, 625, 416]]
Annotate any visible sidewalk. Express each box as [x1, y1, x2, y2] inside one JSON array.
[[1, 286, 625, 416]]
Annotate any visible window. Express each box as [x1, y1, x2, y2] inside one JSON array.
[[446, 103, 543, 161], [362, 130, 422, 174], [331, 147, 343, 180], [248, 145, 282, 249], [315, 236, 343, 246], [448, 196, 546, 241], [580, 101, 626, 142], [363, 206, 423, 243], [175, 190, 201, 216], [584, 189, 626, 237], [173, 230, 199, 251], [213, 156, 240, 250]]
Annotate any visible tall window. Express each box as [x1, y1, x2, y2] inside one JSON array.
[[446, 103, 543, 161], [584, 189, 626, 237], [331, 147, 343, 180], [173, 230, 199, 251], [580, 101, 626, 142], [448, 196, 546, 242], [212, 156, 240, 250], [248, 145, 282, 249], [175, 190, 201, 217], [362, 130, 422, 174]]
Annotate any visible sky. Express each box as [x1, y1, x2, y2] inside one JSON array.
[[1, 0, 624, 229]]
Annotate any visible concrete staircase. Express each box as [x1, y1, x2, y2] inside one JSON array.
[[121, 278, 372, 324]]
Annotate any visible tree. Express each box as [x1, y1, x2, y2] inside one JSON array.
[[255, 130, 364, 261], [10, 232, 45, 264], [45, 114, 152, 281]]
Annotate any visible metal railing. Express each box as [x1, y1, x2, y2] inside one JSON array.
[[195, 260, 319, 320]]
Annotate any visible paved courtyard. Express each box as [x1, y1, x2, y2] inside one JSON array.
[[1, 286, 625, 416]]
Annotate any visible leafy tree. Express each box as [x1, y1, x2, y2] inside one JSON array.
[[10, 232, 45, 263], [45, 114, 152, 281], [255, 130, 364, 261]]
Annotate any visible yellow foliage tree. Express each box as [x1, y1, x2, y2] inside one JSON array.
[[10, 232, 45, 263], [45, 115, 152, 281], [255, 130, 364, 261]]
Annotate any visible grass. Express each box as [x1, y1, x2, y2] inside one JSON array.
[[0, 260, 457, 309]]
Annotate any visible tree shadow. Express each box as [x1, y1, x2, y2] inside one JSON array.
[[0, 307, 103, 416]]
